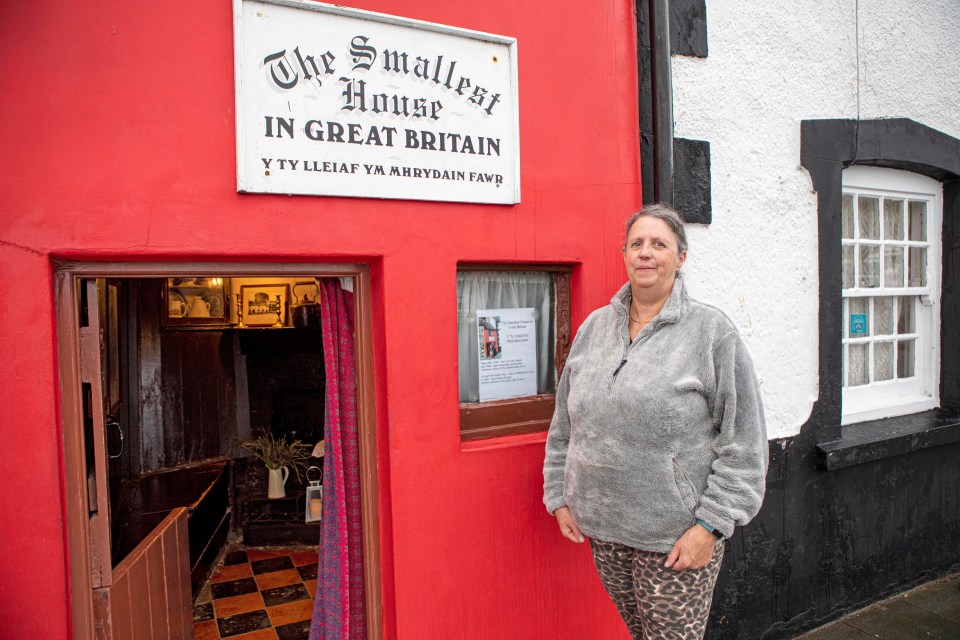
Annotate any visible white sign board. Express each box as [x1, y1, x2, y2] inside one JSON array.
[[477, 308, 537, 402], [234, 0, 520, 204]]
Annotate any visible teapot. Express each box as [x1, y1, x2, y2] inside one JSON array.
[[187, 296, 212, 318], [291, 281, 321, 328]]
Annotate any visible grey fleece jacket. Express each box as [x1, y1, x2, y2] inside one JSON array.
[[543, 278, 767, 552]]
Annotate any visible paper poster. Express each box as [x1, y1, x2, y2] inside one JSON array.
[[477, 308, 537, 401]]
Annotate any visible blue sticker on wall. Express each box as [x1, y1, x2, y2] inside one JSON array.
[[849, 313, 868, 336]]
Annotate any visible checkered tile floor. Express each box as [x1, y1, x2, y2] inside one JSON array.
[[193, 546, 318, 640]]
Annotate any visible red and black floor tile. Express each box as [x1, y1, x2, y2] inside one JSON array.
[[193, 546, 318, 640]]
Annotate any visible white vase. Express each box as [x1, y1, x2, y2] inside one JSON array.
[[267, 466, 289, 499]]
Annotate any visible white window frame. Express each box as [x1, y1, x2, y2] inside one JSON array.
[[841, 166, 942, 425]]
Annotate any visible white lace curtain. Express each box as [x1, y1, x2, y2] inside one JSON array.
[[457, 271, 556, 402]]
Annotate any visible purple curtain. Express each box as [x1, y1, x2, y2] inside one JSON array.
[[310, 279, 367, 640]]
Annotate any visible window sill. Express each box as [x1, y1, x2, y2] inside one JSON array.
[[460, 430, 548, 452], [459, 394, 555, 442], [816, 408, 960, 471]]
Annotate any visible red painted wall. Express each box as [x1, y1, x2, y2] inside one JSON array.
[[0, 1, 641, 637]]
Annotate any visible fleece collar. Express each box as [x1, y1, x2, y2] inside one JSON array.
[[611, 275, 686, 328]]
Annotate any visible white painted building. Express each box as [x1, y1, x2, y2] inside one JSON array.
[[632, 2, 960, 636], [670, 0, 960, 439]]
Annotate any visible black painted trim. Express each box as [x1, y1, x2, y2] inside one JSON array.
[[650, 0, 674, 203], [942, 179, 960, 410], [816, 409, 960, 470], [636, 0, 711, 220], [800, 118, 960, 448], [636, 2, 655, 206]]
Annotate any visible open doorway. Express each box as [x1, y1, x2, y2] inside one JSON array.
[[55, 262, 382, 640]]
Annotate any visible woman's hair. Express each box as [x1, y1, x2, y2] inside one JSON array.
[[622, 203, 688, 255]]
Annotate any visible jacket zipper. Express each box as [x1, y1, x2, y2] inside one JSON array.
[[613, 309, 630, 379], [613, 315, 653, 380], [613, 358, 628, 377]]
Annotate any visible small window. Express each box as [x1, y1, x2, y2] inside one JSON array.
[[456, 266, 572, 440], [841, 167, 942, 424]]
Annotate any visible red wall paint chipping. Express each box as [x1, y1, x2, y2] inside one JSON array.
[[0, 1, 640, 637]]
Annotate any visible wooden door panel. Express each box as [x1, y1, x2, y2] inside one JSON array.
[[82, 280, 191, 639], [108, 579, 133, 640], [97, 508, 192, 640], [80, 278, 112, 589], [167, 514, 193, 636]]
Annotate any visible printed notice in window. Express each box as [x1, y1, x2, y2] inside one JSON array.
[[477, 308, 537, 401]]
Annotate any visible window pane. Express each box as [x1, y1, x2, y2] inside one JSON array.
[[457, 270, 556, 402], [883, 198, 904, 240], [840, 170, 939, 418], [908, 200, 927, 241], [848, 296, 869, 337], [859, 245, 880, 288], [874, 341, 893, 382], [842, 194, 854, 239], [873, 297, 893, 335], [897, 296, 915, 334], [848, 343, 868, 386], [858, 196, 880, 239], [908, 247, 927, 287], [897, 340, 915, 378], [842, 245, 855, 289], [883, 246, 904, 287]]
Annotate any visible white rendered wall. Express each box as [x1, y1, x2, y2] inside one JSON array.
[[670, 1, 960, 438]]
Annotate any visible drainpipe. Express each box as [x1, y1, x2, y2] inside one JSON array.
[[649, 0, 674, 204]]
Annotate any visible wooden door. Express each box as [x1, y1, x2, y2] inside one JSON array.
[[58, 262, 382, 640], [79, 278, 113, 591], [80, 279, 192, 640]]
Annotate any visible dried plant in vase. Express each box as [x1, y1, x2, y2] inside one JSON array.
[[239, 431, 311, 499]]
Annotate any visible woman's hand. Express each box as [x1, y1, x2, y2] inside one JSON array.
[[664, 524, 716, 571], [553, 506, 585, 543]]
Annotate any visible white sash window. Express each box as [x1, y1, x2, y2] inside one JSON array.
[[841, 166, 942, 424]]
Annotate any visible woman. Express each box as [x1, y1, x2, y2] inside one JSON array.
[[543, 204, 767, 639]]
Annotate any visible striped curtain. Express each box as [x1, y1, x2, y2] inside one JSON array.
[[309, 279, 367, 640]]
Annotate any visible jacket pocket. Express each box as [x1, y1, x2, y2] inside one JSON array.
[[671, 456, 698, 514]]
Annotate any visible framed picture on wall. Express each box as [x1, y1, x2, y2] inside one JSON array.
[[162, 277, 231, 327], [240, 284, 290, 327]]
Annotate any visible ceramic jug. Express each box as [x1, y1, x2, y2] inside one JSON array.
[[169, 298, 188, 317], [267, 466, 289, 499]]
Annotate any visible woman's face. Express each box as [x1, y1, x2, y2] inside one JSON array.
[[622, 216, 686, 295]]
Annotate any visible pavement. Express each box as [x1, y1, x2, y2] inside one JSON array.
[[796, 571, 960, 639]]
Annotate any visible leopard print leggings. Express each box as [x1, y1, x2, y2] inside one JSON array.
[[590, 538, 724, 640]]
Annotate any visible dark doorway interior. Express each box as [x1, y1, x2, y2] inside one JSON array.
[[105, 277, 328, 593]]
